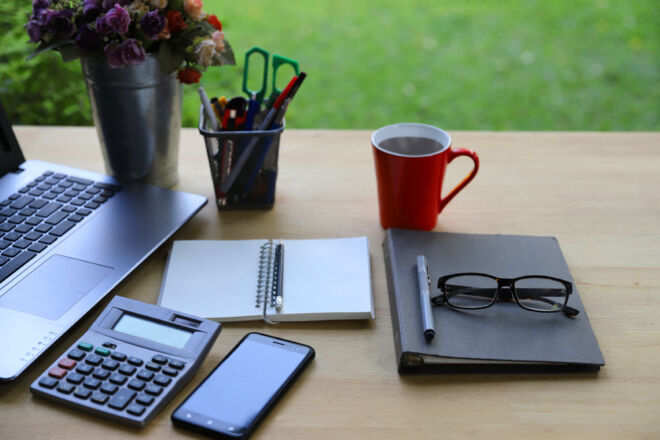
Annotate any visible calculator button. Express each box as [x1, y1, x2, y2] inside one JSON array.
[[136, 369, 154, 382], [85, 354, 103, 366], [48, 367, 67, 379], [153, 374, 171, 387], [67, 349, 86, 361], [127, 379, 146, 391], [118, 364, 136, 376], [92, 368, 111, 381], [126, 357, 143, 367], [111, 352, 127, 362], [107, 388, 136, 410], [151, 354, 168, 364], [66, 372, 84, 384], [76, 364, 94, 375], [168, 359, 186, 370], [57, 382, 75, 394], [100, 383, 118, 395], [145, 362, 161, 372], [126, 403, 145, 416], [101, 359, 120, 371], [57, 358, 77, 370], [77, 342, 93, 352], [162, 367, 178, 377], [83, 377, 101, 390], [73, 387, 92, 400], [144, 384, 163, 396], [102, 342, 117, 349], [94, 347, 111, 357], [135, 394, 154, 406], [90, 391, 109, 405], [39, 377, 58, 389], [109, 372, 127, 385]]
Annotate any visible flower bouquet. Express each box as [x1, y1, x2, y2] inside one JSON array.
[[26, 0, 235, 83]]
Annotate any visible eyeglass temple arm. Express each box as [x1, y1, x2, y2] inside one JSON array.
[[433, 286, 580, 317]]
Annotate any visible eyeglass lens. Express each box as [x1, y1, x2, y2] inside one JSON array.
[[514, 277, 568, 312], [444, 275, 498, 309]]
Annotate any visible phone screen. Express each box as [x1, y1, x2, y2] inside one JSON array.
[[174, 333, 312, 436]]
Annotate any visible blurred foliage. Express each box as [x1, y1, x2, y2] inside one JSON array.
[[2, 0, 658, 130], [0, 0, 92, 125]]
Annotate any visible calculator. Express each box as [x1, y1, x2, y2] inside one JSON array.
[[29, 296, 221, 427]]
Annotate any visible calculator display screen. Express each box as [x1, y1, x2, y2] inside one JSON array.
[[113, 313, 193, 349]]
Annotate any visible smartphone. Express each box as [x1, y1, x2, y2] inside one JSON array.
[[171, 332, 314, 439]]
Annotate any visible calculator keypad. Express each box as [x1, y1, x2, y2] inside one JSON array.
[[34, 341, 187, 420]]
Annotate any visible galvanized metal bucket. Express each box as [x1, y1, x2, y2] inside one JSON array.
[[81, 54, 181, 188]]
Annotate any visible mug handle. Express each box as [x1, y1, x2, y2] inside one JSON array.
[[438, 147, 480, 212]]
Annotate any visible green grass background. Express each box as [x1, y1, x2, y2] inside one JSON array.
[[2, 0, 658, 130]]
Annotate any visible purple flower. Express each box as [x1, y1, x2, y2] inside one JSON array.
[[26, 20, 43, 43], [74, 24, 101, 51], [47, 9, 75, 38], [96, 4, 130, 35], [104, 39, 146, 68], [121, 39, 146, 65], [32, 0, 50, 11], [34, 8, 50, 26], [83, 0, 102, 21], [101, 0, 130, 10], [140, 10, 165, 40]]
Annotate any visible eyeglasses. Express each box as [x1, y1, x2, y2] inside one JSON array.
[[434, 273, 579, 317]]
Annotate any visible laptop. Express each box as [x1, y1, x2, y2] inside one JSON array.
[[0, 100, 206, 381]]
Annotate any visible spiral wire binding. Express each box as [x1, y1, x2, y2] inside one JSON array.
[[255, 240, 276, 309]]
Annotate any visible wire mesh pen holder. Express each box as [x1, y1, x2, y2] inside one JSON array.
[[199, 107, 285, 210]]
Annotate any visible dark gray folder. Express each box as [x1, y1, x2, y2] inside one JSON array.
[[383, 229, 605, 374]]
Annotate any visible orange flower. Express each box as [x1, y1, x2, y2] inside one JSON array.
[[177, 67, 202, 84], [166, 10, 187, 34], [184, 0, 205, 20], [207, 14, 221, 31]]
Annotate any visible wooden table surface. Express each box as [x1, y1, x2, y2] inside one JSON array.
[[1, 127, 659, 439]]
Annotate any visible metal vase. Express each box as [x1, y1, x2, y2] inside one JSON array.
[[81, 54, 181, 187]]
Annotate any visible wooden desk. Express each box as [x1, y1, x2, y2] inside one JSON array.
[[1, 127, 659, 439]]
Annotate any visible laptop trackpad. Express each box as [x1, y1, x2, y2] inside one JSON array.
[[0, 255, 113, 321]]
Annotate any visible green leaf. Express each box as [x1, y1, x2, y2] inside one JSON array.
[[218, 40, 236, 66], [158, 40, 184, 74], [26, 38, 74, 61], [167, 0, 183, 11], [57, 45, 81, 63]]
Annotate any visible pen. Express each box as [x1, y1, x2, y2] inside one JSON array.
[[245, 91, 259, 131], [275, 240, 284, 311], [210, 97, 223, 121], [240, 72, 307, 196], [198, 87, 220, 131], [417, 255, 435, 341], [241, 98, 290, 196], [219, 74, 299, 195]]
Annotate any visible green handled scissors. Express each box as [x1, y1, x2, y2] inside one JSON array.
[[242, 46, 300, 107]]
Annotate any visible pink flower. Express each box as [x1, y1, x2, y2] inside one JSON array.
[[150, 0, 168, 8], [193, 38, 215, 66], [184, 0, 205, 20], [211, 30, 225, 52]]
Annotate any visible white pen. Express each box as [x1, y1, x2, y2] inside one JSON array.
[[197, 87, 220, 131], [416, 255, 435, 341]]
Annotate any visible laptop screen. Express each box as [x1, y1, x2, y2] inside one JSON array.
[[0, 99, 26, 177]]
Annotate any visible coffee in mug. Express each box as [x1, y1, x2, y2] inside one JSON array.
[[371, 123, 479, 230]]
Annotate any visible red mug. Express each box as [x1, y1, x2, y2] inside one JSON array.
[[372, 123, 479, 230]]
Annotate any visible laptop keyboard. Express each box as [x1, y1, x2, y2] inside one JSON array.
[[0, 171, 121, 284]]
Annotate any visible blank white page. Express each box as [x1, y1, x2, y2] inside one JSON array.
[[276, 237, 373, 321], [158, 240, 265, 321]]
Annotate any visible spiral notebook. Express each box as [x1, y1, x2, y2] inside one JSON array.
[[157, 237, 374, 322]]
